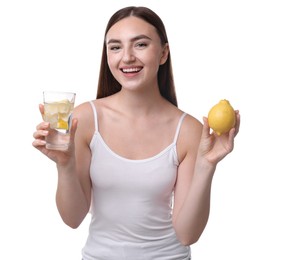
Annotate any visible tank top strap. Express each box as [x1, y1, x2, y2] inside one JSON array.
[[173, 113, 187, 144], [89, 101, 99, 133]]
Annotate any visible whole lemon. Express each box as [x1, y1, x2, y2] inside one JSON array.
[[208, 99, 236, 136]]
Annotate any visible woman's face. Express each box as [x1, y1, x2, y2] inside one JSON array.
[[105, 16, 168, 91]]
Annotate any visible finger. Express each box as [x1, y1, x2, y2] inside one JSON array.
[[33, 128, 48, 139], [228, 127, 235, 151], [39, 104, 44, 115], [32, 138, 46, 148], [36, 121, 50, 131], [39, 104, 45, 121], [201, 116, 210, 138], [234, 110, 240, 137], [69, 118, 78, 144]]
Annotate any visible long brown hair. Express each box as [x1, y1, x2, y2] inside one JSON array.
[[96, 6, 178, 107]]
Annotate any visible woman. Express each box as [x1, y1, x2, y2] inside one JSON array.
[[33, 6, 240, 260]]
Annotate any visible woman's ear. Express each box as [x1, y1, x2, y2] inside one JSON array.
[[160, 43, 169, 65]]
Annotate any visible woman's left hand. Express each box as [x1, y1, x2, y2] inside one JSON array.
[[198, 110, 240, 165]]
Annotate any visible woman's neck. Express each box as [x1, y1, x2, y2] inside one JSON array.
[[112, 87, 167, 117]]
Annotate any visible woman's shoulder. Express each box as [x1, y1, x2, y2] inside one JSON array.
[[169, 104, 202, 129], [179, 110, 203, 141], [73, 97, 112, 124], [172, 111, 202, 162], [72, 100, 97, 143], [182, 112, 202, 128], [73, 100, 94, 118]]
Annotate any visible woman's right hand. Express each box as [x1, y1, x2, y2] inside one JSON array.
[[32, 104, 78, 166]]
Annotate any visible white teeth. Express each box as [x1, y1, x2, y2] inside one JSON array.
[[122, 68, 141, 73]]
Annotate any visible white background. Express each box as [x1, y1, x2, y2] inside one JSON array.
[[1, 0, 280, 259]]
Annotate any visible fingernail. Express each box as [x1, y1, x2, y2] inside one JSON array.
[[42, 130, 48, 135], [37, 140, 46, 145]]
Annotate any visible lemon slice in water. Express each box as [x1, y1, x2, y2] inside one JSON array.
[[57, 119, 68, 130]]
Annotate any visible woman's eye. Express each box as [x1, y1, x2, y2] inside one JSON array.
[[136, 42, 147, 48], [109, 46, 120, 51]]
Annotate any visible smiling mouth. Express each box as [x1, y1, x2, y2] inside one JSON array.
[[121, 67, 142, 73]]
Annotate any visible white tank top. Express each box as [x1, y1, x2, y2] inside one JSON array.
[[82, 101, 191, 260]]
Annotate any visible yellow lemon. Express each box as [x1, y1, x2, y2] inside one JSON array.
[[57, 119, 68, 130], [208, 99, 236, 136]]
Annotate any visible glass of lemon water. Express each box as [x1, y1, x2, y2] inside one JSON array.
[[43, 91, 76, 150]]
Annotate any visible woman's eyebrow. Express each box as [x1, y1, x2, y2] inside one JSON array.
[[107, 34, 152, 45]]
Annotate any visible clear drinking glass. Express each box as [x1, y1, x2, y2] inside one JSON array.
[[43, 91, 76, 151]]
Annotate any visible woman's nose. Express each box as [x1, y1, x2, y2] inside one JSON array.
[[122, 48, 136, 63]]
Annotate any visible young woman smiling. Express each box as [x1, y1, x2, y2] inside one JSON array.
[[32, 6, 240, 260]]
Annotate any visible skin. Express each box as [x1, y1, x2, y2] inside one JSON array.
[[32, 16, 240, 245]]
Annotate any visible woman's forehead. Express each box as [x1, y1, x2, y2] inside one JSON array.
[[106, 16, 158, 42]]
